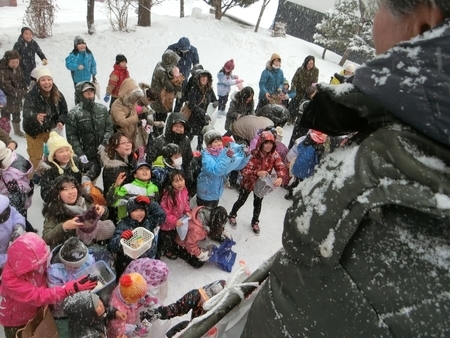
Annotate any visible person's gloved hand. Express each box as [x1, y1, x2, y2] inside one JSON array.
[[98, 144, 105, 153], [212, 101, 219, 109], [104, 94, 110, 103], [42, 59, 48, 66], [11, 224, 25, 241], [197, 250, 211, 262], [79, 155, 89, 164], [64, 275, 98, 295], [140, 308, 162, 323], [92, 76, 97, 83], [121, 230, 133, 240], [222, 229, 232, 240], [334, 73, 346, 84], [204, 114, 211, 125], [226, 148, 234, 158], [135, 195, 150, 205]]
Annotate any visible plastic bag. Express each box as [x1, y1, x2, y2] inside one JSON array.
[[209, 239, 237, 272], [254, 176, 277, 198], [177, 215, 190, 241]]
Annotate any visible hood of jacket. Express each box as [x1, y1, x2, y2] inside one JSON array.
[[176, 37, 191, 51], [161, 49, 180, 73], [254, 130, 276, 155], [99, 148, 134, 169], [353, 18, 450, 147], [0, 195, 9, 214], [163, 112, 188, 138], [118, 78, 144, 106], [195, 70, 213, 89], [191, 206, 210, 230], [6, 232, 50, 275], [63, 291, 99, 325]]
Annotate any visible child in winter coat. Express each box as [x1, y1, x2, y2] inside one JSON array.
[[108, 196, 166, 277], [217, 59, 243, 116], [228, 131, 285, 235], [0, 141, 34, 222], [172, 206, 231, 268], [274, 127, 289, 187], [285, 129, 327, 200], [108, 161, 160, 220], [38, 131, 97, 203], [104, 54, 130, 107], [42, 175, 115, 249], [0, 233, 97, 338], [0, 195, 25, 270], [63, 291, 127, 338], [281, 80, 291, 109], [151, 143, 184, 191], [13, 27, 47, 86], [196, 127, 250, 207], [107, 272, 150, 338], [158, 170, 191, 260], [47, 237, 96, 337], [224, 86, 255, 137], [140, 279, 226, 337]]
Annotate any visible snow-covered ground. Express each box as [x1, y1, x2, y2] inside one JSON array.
[[0, 0, 346, 336]]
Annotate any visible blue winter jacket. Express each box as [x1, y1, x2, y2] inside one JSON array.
[[291, 143, 319, 180], [0, 88, 6, 106], [197, 143, 250, 201], [65, 51, 97, 84], [166, 37, 200, 80], [258, 65, 285, 100]]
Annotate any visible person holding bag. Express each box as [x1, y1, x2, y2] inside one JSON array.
[[0, 233, 97, 338]]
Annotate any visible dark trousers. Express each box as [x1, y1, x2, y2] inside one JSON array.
[[196, 197, 219, 208], [157, 229, 177, 256], [173, 243, 204, 268], [230, 188, 263, 224], [218, 95, 229, 111], [4, 326, 24, 338]]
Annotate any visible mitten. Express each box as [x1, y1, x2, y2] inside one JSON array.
[[140, 308, 162, 323], [64, 275, 97, 295], [135, 195, 150, 205], [79, 155, 89, 164], [226, 148, 234, 158], [197, 250, 211, 262], [11, 224, 25, 241], [104, 94, 110, 103], [42, 59, 48, 66], [212, 101, 219, 109], [121, 230, 133, 240], [136, 105, 143, 114]]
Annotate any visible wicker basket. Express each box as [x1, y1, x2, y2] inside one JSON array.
[[120, 227, 154, 259]]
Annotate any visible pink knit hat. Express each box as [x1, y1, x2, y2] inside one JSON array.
[[223, 59, 235, 72], [310, 130, 327, 144]]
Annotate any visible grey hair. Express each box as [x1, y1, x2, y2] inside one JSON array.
[[379, 0, 450, 18]]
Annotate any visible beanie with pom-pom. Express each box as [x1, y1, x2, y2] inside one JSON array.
[[119, 272, 147, 304]]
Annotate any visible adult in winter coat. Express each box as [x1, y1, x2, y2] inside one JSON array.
[[104, 53, 130, 107], [111, 78, 148, 148], [224, 86, 254, 135], [23, 67, 68, 177], [0, 233, 97, 338], [256, 103, 289, 128], [13, 27, 47, 86], [257, 53, 285, 111], [65, 36, 97, 86], [231, 115, 273, 145], [187, 70, 217, 150], [151, 49, 182, 136], [242, 1, 450, 336], [167, 37, 200, 111], [289, 55, 319, 119], [66, 81, 113, 180], [146, 113, 193, 189], [0, 50, 28, 136]]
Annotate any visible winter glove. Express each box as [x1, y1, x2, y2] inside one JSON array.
[[79, 155, 89, 164], [135, 195, 150, 205], [221, 229, 232, 240], [92, 76, 97, 83], [212, 101, 219, 109], [11, 224, 25, 241], [197, 250, 211, 262], [64, 275, 98, 295], [104, 94, 110, 103], [334, 73, 347, 84], [204, 114, 211, 125], [140, 308, 162, 323], [142, 295, 158, 308], [42, 59, 48, 66], [226, 148, 234, 158], [135, 322, 151, 337], [121, 230, 133, 240], [98, 144, 105, 153]]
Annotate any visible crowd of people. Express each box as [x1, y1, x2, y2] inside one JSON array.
[[2, 0, 446, 334]]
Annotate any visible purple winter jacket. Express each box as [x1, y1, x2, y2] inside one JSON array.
[[0, 195, 25, 268]]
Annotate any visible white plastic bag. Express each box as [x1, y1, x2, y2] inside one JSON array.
[[177, 215, 190, 241]]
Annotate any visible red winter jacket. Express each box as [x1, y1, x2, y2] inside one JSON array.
[[241, 131, 285, 191], [0, 233, 68, 327], [106, 64, 130, 98]]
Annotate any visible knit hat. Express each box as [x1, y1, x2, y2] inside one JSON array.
[[32, 66, 52, 82], [127, 196, 150, 214], [203, 126, 222, 146], [47, 131, 79, 175], [91, 293, 100, 309], [58, 237, 89, 270], [115, 54, 127, 64], [310, 130, 327, 144], [119, 272, 148, 304], [190, 64, 204, 76], [0, 141, 13, 169], [223, 59, 235, 72], [124, 258, 169, 288], [270, 53, 281, 64], [345, 63, 356, 74], [74, 36, 86, 47], [275, 126, 284, 142]]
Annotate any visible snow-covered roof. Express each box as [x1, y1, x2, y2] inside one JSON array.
[[285, 0, 335, 14]]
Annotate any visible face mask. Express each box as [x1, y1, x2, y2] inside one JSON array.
[[173, 157, 183, 168], [272, 65, 280, 69]]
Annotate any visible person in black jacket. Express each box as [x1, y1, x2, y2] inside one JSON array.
[[242, 1, 450, 337]]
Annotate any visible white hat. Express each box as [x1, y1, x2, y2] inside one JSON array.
[[32, 66, 52, 82], [275, 126, 284, 142], [46, 131, 79, 174], [345, 64, 356, 74], [0, 141, 13, 169]]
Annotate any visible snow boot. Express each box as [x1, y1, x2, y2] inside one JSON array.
[[251, 222, 260, 236], [12, 122, 25, 137]]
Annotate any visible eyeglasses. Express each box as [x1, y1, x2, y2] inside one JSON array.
[[119, 141, 132, 146]]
